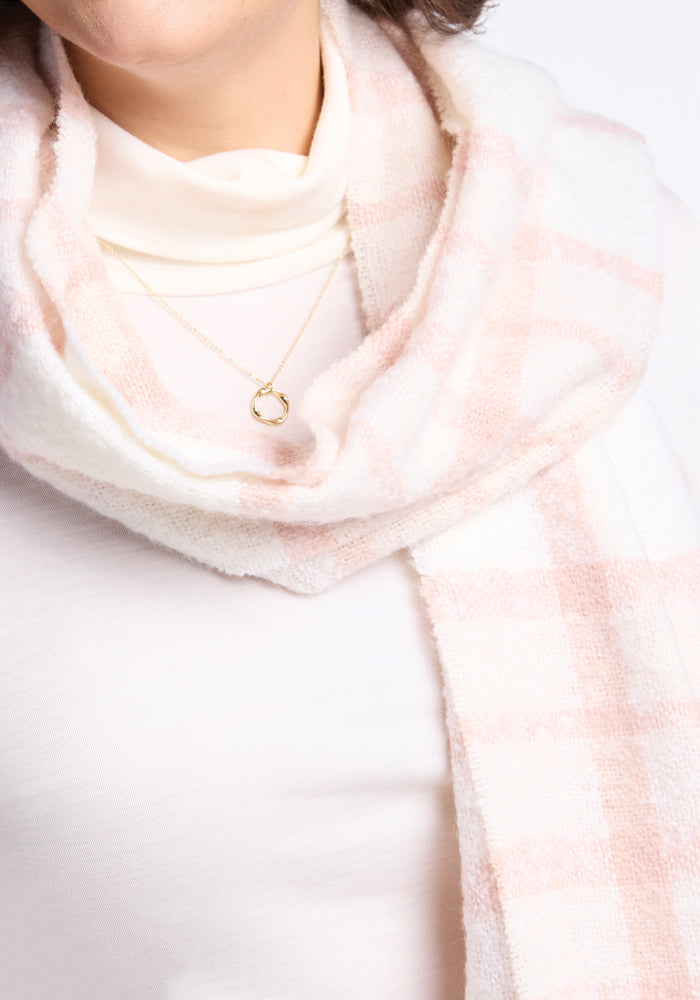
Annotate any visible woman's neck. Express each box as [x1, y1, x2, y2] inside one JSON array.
[[63, 0, 322, 162]]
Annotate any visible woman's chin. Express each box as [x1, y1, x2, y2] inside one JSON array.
[[22, 0, 268, 69], [64, 24, 221, 69]]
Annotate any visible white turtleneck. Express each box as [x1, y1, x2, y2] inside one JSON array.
[[0, 24, 468, 1000], [86, 25, 360, 449], [89, 24, 350, 295]]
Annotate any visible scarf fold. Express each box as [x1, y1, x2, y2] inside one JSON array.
[[1, 2, 699, 997]]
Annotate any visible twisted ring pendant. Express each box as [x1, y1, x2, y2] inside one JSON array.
[[251, 383, 290, 426]]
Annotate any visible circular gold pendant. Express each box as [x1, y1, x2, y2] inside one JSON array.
[[251, 383, 290, 426]]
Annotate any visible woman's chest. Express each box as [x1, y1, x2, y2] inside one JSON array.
[[0, 450, 465, 999]]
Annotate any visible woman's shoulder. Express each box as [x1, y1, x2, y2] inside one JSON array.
[[414, 28, 661, 216]]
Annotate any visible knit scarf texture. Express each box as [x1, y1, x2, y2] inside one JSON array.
[[1, 1, 700, 996]]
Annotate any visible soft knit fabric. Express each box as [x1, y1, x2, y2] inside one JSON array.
[[1, 2, 700, 999], [0, 447, 467, 1000]]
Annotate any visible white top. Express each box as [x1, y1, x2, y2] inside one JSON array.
[[0, 29, 468, 1000]]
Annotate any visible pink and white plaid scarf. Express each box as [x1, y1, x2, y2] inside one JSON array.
[[1, 1, 699, 995]]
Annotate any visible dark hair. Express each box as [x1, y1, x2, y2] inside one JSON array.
[[350, 0, 492, 32], [0, 0, 493, 34]]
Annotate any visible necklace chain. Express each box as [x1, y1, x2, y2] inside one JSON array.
[[98, 234, 351, 426]]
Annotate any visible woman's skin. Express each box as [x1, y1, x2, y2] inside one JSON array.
[[20, 0, 323, 160]]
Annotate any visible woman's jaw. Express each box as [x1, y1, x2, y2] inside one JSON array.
[[22, 0, 323, 160]]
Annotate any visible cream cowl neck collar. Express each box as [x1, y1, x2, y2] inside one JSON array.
[[87, 21, 350, 295]]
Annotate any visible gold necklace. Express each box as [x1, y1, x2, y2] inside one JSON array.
[[98, 235, 351, 427]]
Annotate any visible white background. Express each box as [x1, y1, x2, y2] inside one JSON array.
[[480, 0, 700, 221]]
